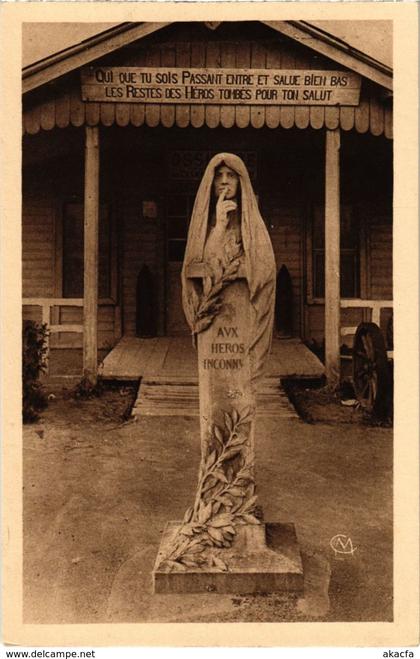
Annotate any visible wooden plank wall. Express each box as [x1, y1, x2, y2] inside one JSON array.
[[23, 34, 392, 138], [22, 305, 43, 324], [22, 195, 116, 349], [22, 199, 56, 297], [369, 222, 392, 300]]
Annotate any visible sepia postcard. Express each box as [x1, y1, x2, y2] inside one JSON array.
[[1, 1, 419, 649]]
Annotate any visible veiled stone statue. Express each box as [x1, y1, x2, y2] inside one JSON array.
[[181, 152, 276, 387], [153, 154, 303, 593]]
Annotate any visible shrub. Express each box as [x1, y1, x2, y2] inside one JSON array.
[[22, 321, 49, 422]]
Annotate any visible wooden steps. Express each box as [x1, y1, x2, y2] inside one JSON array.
[[256, 377, 298, 418], [132, 375, 297, 418], [102, 335, 322, 417]]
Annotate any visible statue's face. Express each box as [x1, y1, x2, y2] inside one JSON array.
[[213, 165, 239, 200]]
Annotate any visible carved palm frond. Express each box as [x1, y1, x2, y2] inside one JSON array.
[[157, 406, 257, 573], [191, 248, 244, 338]]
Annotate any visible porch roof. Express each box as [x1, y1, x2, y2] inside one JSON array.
[[23, 21, 392, 93], [22, 21, 393, 138]]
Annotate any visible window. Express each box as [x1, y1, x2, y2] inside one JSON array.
[[311, 205, 360, 299], [62, 203, 112, 299]]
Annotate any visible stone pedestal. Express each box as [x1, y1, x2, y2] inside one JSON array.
[[153, 522, 303, 594]]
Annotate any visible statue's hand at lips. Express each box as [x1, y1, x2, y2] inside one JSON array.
[[215, 189, 238, 231], [213, 164, 239, 231]]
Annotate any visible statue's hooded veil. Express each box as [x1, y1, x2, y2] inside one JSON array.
[[181, 152, 276, 384]]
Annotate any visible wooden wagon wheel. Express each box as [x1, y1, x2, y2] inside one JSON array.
[[352, 322, 391, 419]]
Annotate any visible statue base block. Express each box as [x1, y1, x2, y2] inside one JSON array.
[[153, 522, 304, 594]]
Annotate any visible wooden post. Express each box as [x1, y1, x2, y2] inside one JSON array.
[[325, 128, 341, 388], [83, 126, 100, 384]]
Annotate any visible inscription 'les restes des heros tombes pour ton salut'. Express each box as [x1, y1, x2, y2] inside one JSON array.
[[107, 86, 336, 102]]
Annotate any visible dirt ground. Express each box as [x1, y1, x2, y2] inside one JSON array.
[[23, 383, 393, 623], [284, 380, 393, 426]]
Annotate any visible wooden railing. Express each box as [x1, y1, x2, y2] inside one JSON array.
[[23, 298, 84, 372], [340, 299, 393, 338], [23, 298, 83, 331], [23, 297, 394, 372]]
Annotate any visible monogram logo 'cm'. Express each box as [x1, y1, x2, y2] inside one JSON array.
[[330, 534, 357, 556]]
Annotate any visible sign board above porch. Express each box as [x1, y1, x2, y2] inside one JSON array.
[[81, 67, 361, 106]]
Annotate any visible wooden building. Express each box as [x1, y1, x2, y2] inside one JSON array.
[[22, 21, 393, 387]]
